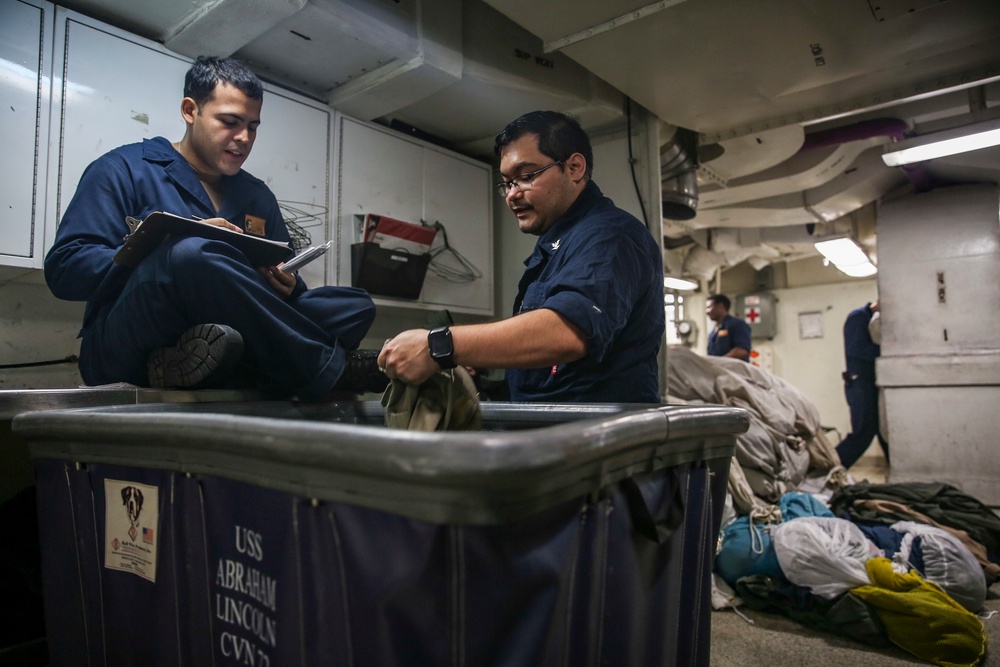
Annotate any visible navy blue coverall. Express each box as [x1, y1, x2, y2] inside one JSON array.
[[835, 303, 888, 468], [45, 137, 374, 400]]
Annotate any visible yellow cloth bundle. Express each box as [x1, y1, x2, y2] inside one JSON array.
[[851, 557, 988, 667]]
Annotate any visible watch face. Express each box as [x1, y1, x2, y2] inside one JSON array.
[[428, 328, 455, 368], [429, 333, 449, 356]]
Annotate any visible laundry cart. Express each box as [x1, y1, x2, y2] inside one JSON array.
[[14, 400, 747, 667]]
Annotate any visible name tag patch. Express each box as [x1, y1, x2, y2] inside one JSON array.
[[244, 214, 266, 236]]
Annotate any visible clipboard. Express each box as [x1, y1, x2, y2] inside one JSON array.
[[113, 211, 294, 268]]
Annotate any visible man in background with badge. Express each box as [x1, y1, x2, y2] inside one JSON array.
[[706, 294, 752, 362]]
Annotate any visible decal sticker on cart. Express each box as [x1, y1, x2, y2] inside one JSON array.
[[104, 478, 159, 582]]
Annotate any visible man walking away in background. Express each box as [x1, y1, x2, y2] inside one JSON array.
[[835, 301, 888, 468]]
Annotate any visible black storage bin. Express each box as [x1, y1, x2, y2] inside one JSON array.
[[15, 401, 748, 667], [351, 242, 431, 299]]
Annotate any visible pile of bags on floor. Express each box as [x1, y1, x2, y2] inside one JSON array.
[[714, 489, 995, 665], [665, 347, 998, 667]]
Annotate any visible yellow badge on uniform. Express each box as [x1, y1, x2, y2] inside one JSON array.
[[244, 214, 266, 236], [718, 329, 729, 337]]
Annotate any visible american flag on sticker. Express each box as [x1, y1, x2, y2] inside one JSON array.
[[142, 527, 154, 544]]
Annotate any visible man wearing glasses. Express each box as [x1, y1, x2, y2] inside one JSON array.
[[380, 111, 664, 403]]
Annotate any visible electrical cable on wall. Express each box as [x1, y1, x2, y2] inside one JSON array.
[[0, 355, 78, 369], [626, 96, 650, 228], [423, 220, 482, 283]]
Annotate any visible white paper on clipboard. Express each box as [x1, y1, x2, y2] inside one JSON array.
[[281, 240, 332, 272]]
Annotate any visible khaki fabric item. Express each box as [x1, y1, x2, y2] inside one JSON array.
[[382, 367, 482, 432], [727, 457, 777, 518], [851, 557, 988, 667], [806, 428, 843, 473]]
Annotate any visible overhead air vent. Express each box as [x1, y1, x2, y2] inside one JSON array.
[[660, 127, 699, 221]]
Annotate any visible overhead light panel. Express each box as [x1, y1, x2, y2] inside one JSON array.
[[814, 238, 877, 278], [881, 118, 1000, 167], [835, 262, 879, 278], [664, 276, 699, 291]]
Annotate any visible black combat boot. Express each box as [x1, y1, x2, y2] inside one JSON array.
[[331, 349, 389, 394], [147, 323, 244, 389]]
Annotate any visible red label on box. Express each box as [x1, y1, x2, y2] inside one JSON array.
[[364, 214, 437, 255]]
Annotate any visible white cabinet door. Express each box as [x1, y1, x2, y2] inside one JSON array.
[[336, 117, 493, 315], [49, 14, 190, 239], [1, 0, 53, 267], [336, 116, 424, 246], [335, 117, 428, 301], [245, 88, 333, 288], [421, 148, 493, 312]]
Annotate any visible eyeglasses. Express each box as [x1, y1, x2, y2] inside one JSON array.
[[495, 160, 564, 197]]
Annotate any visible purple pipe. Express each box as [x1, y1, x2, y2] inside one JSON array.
[[801, 117, 932, 190], [800, 117, 909, 151]]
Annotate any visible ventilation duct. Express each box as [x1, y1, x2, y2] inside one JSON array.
[[660, 127, 699, 221]]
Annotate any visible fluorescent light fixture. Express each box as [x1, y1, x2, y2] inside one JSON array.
[[836, 262, 879, 278], [814, 237, 877, 278], [814, 238, 868, 265], [664, 276, 699, 291], [881, 117, 1000, 167]]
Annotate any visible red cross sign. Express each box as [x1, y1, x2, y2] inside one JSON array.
[[745, 307, 761, 324]]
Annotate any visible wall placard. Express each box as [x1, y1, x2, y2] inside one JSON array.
[[798, 311, 824, 339]]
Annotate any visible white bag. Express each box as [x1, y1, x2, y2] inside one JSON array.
[[771, 516, 880, 599], [892, 520, 987, 612]]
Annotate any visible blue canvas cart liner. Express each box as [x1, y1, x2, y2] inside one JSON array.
[[15, 401, 747, 666]]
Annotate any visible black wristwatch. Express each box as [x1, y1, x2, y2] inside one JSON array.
[[427, 327, 456, 369]]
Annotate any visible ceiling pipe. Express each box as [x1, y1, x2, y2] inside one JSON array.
[[800, 117, 907, 150], [800, 117, 932, 190]]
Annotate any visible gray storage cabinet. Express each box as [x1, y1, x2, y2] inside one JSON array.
[[14, 401, 747, 667]]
